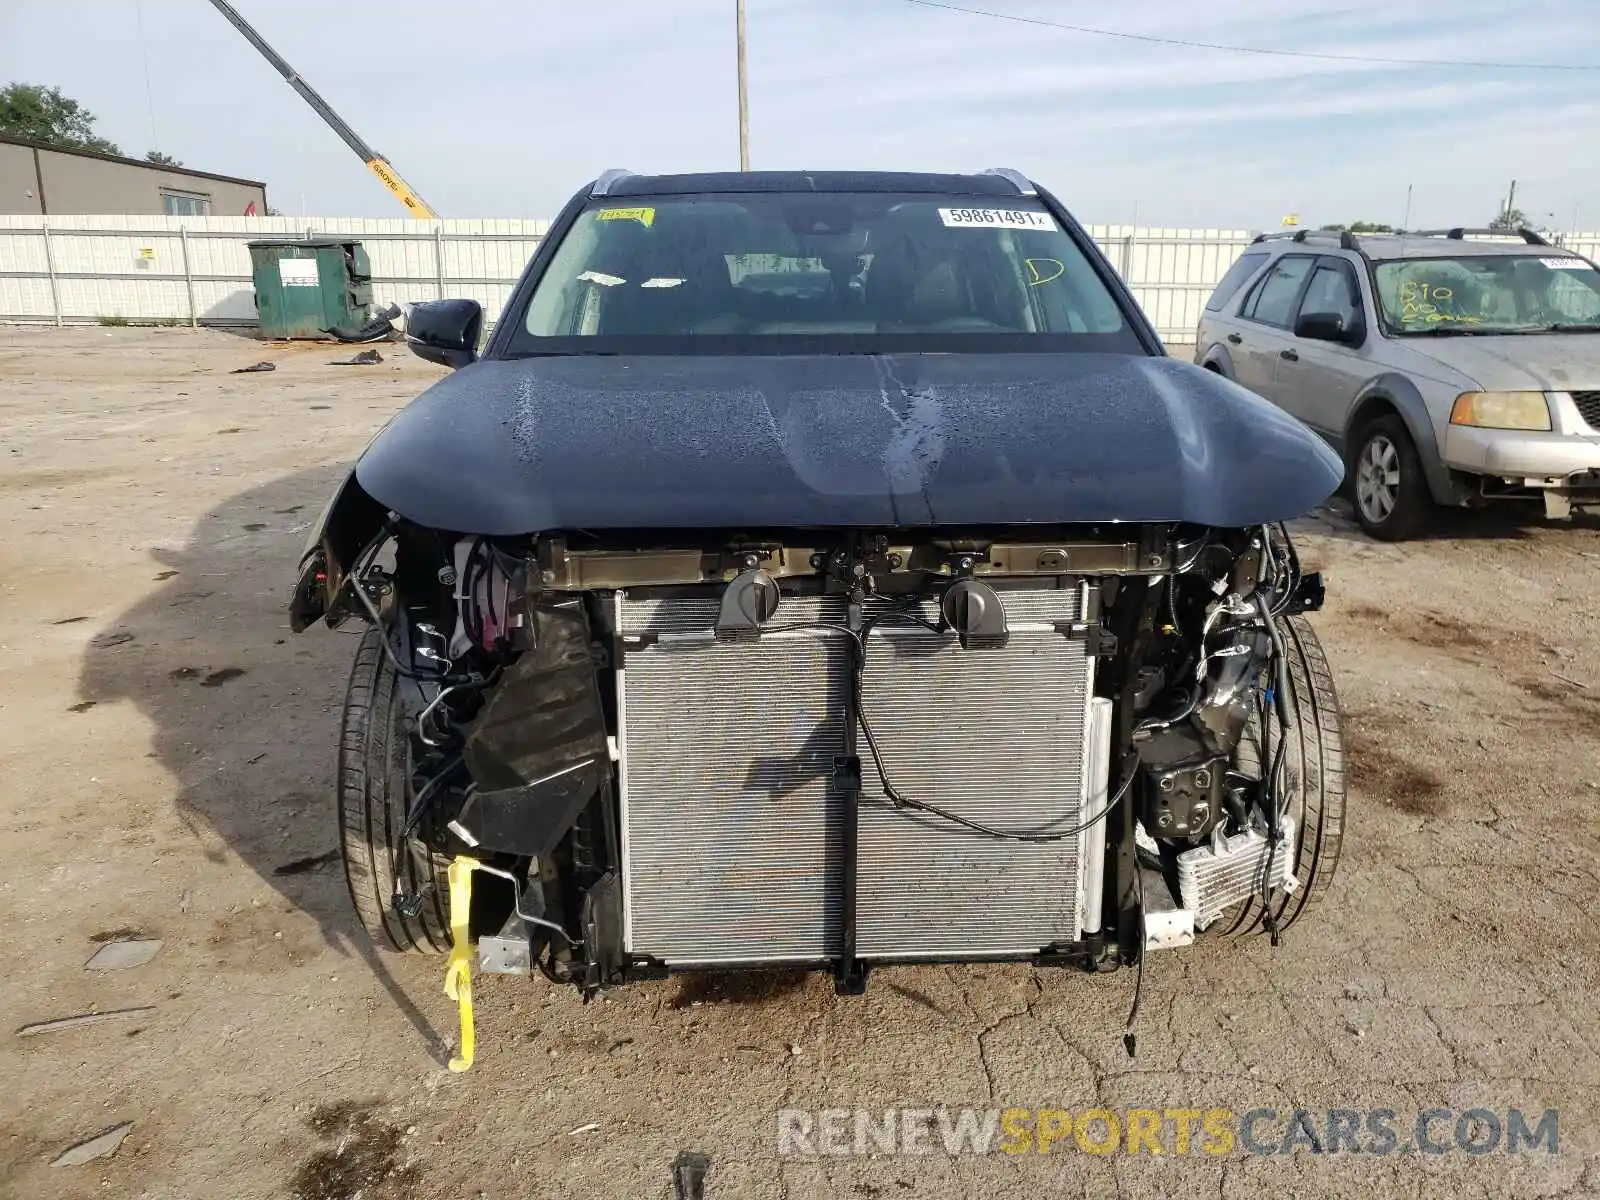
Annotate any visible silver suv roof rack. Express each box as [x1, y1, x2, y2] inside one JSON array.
[[981, 167, 1035, 196], [1250, 228, 1358, 251], [1404, 227, 1552, 246], [590, 169, 635, 198]]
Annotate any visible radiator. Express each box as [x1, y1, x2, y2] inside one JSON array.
[[615, 585, 1099, 966]]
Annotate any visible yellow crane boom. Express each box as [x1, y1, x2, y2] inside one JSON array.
[[204, 0, 439, 220]]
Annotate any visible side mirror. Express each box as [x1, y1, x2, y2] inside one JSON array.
[[406, 299, 483, 369], [1295, 310, 1363, 346]]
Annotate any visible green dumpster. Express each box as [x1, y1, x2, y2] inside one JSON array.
[[247, 239, 374, 339]]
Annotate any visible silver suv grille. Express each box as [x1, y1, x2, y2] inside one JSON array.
[[1571, 390, 1600, 431]]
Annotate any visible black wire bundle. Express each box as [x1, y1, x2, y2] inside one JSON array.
[[763, 601, 1137, 844], [1255, 587, 1296, 946]]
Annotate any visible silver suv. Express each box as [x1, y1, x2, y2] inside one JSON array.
[[1194, 227, 1600, 539]]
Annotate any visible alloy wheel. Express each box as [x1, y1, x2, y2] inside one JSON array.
[[1355, 434, 1400, 525]]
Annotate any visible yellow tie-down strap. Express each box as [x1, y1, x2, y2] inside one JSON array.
[[443, 855, 481, 1072]]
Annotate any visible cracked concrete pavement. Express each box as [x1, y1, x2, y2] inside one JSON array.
[[1, 327, 1597, 1199]]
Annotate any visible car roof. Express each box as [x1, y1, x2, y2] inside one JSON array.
[[1255, 230, 1581, 263], [1358, 236, 1580, 262], [597, 170, 1030, 198]]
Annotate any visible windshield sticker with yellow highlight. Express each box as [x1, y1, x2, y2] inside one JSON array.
[[596, 207, 656, 227]]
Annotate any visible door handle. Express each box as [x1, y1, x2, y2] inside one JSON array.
[[1227, 333, 1242, 345], [1280, 348, 1299, 361]]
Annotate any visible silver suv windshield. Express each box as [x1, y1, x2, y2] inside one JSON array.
[[508, 193, 1138, 355], [1372, 254, 1600, 335]]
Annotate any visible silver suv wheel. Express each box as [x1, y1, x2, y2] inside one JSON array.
[[1349, 415, 1431, 541], [1355, 434, 1400, 524]]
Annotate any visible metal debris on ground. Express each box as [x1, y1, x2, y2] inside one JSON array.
[[17, 1007, 155, 1038], [50, 1122, 133, 1167], [671, 1151, 711, 1200], [330, 349, 384, 366], [325, 302, 405, 344], [230, 361, 276, 374], [84, 938, 163, 970]]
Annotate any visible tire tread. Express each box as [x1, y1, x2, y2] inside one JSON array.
[[336, 627, 452, 955], [1212, 613, 1345, 937]]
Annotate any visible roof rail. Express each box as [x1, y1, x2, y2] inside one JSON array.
[[1250, 228, 1357, 251], [981, 167, 1035, 196], [590, 169, 635, 198], [1409, 227, 1552, 246]]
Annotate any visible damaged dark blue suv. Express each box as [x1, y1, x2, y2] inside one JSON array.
[[291, 167, 1346, 1003]]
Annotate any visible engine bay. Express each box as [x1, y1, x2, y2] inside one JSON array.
[[292, 512, 1328, 1001]]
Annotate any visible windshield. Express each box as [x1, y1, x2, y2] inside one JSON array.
[[1372, 254, 1600, 334], [507, 193, 1139, 355]]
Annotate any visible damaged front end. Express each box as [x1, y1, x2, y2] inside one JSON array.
[[292, 483, 1336, 1000]]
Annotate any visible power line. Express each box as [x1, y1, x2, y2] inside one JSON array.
[[135, 0, 161, 152], [897, 0, 1600, 71]]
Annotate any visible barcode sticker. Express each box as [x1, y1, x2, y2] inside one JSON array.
[[938, 207, 1057, 231]]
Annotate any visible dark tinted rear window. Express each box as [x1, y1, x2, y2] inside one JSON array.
[[1205, 251, 1269, 312]]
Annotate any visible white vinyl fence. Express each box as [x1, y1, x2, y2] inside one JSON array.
[[4, 214, 1599, 343]]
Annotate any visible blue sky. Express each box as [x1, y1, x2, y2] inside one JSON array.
[[5, 0, 1599, 229]]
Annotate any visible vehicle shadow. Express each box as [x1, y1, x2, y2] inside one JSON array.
[[77, 466, 449, 1065], [1298, 495, 1600, 544]]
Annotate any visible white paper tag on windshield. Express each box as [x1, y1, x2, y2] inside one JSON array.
[[938, 207, 1057, 231], [1540, 257, 1589, 270]]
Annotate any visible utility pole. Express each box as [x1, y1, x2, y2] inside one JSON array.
[[1504, 178, 1518, 223], [736, 0, 750, 170]]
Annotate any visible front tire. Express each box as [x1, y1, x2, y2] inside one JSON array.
[[1352, 415, 1432, 540], [337, 626, 453, 953], [1209, 614, 1346, 937]]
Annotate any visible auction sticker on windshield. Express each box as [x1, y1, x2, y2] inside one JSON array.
[[938, 207, 1057, 230], [1540, 257, 1589, 270]]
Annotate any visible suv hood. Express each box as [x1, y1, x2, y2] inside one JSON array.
[[1409, 333, 1600, 392], [354, 352, 1343, 534]]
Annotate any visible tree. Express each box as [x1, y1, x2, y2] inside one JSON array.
[[1490, 207, 1531, 231], [0, 82, 119, 154], [1321, 221, 1394, 233], [145, 150, 182, 166]]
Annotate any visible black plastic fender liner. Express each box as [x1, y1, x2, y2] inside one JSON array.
[[453, 758, 607, 859], [454, 602, 612, 855], [289, 468, 391, 632]]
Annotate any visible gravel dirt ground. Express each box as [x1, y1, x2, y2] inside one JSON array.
[[1, 326, 1597, 1200]]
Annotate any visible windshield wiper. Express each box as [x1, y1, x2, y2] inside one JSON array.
[[1402, 327, 1491, 337], [1545, 322, 1600, 333]]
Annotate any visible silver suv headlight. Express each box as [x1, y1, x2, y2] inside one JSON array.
[[1449, 391, 1553, 432]]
